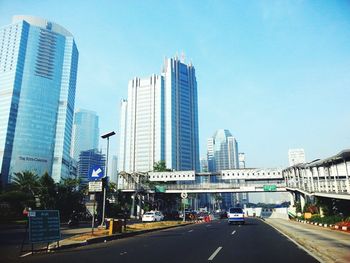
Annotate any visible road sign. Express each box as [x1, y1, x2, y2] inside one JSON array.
[[155, 185, 166, 193], [89, 181, 102, 192], [28, 210, 60, 243], [263, 185, 277, 191], [181, 192, 188, 199], [88, 165, 104, 181]]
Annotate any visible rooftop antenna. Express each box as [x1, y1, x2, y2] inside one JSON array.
[[181, 51, 185, 63]]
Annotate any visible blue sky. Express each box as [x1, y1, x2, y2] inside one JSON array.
[[1, 0, 350, 168]]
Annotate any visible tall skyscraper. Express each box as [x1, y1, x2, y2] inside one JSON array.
[[71, 109, 99, 161], [0, 16, 78, 184], [207, 129, 239, 172], [109, 155, 118, 184], [119, 56, 199, 173], [207, 129, 240, 209], [288, 148, 306, 166], [162, 57, 200, 171]]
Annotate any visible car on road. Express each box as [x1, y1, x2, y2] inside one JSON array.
[[142, 211, 164, 222], [227, 207, 245, 224]]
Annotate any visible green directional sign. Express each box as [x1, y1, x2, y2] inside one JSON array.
[[155, 185, 166, 193], [263, 185, 277, 192], [28, 210, 60, 243], [182, 198, 189, 205]]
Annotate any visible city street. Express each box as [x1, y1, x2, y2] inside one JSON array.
[[17, 218, 318, 263]]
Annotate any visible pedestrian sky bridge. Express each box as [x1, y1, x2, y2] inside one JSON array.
[[119, 149, 350, 201], [120, 168, 287, 194]]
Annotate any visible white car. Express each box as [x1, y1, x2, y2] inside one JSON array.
[[142, 211, 164, 222], [227, 207, 245, 225]]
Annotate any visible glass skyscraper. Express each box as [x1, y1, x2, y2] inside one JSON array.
[[119, 56, 199, 173], [71, 109, 99, 161], [0, 16, 78, 184], [77, 149, 105, 186], [207, 129, 240, 209]]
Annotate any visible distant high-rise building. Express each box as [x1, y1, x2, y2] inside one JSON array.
[[200, 157, 208, 173], [239, 153, 246, 168], [118, 99, 128, 173], [77, 149, 105, 185], [0, 16, 78, 184], [71, 109, 99, 161], [207, 129, 239, 172], [119, 56, 199, 173], [288, 149, 306, 166], [109, 155, 118, 184], [207, 129, 240, 209]]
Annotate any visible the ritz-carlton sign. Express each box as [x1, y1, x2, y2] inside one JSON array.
[[19, 156, 48, 163]]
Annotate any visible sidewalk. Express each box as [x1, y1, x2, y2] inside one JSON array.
[[264, 218, 350, 263]]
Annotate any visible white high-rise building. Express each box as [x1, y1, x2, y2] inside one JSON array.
[[288, 148, 306, 166], [207, 129, 239, 172], [207, 129, 241, 209], [71, 109, 99, 161], [122, 75, 164, 172], [119, 56, 199, 173], [118, 99, 128, 172]]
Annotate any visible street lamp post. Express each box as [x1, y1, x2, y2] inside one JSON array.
[[101, 131, 116, 227]]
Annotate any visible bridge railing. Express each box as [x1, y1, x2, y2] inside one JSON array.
[[120, 181, 287, 192], [286, 179, 349, 194]]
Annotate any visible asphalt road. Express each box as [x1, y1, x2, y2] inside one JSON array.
[[15, 218, 319, 263]]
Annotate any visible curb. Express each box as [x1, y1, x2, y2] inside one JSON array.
[[263, 220, 326, 263], [49, 222, 193, 251], [294, 219, 350, 233]]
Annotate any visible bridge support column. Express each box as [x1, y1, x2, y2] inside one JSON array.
[[300, 193, 306, 212], [289, 191, 296, 207]]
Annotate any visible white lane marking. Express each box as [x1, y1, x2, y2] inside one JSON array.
[[188, 229, 193, 232], [208, 246, 223, 261], [231, 230, 236, 235], [206, 224, 211, 227], [120, 252, 127, 256], [238, 225, 241, 227], [20, 252, 32, 258]]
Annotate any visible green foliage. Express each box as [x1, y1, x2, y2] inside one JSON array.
[[308, 214, 343, 225], [153, 160, 171, 172], [0, 171, 86, 222], [12, 171, 40, 196]]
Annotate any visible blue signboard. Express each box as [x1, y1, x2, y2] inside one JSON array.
[[28, 210, 60, 243], [88, 165, 104, 181]]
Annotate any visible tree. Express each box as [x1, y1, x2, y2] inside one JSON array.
[[38, 172, 57, 209], [12, 171, 40, 196], [153, 160, 171, 172]]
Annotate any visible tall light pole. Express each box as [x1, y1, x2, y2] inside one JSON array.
[[101, 131, 116, 226]]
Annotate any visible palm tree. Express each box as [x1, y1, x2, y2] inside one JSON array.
[[12, 171, 40, 196]]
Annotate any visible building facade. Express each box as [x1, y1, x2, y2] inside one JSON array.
[[77, 149, 105, 185], [0, 16, 78, 184], [207, 129, 239, 172], [119, 56, 199, 174], [207, 129, 241, 208], [288, 148, 306, 166], [71, 109, 99, 161]]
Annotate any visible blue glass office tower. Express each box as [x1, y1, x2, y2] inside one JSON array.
[[71, 109, 99, 161], [0, 16, 78, 184], [163, 57, 200, 171]]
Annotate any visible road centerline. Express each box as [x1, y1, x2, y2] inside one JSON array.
[[231, 230, 236, 235], [208, 246, 223, 261], [188, 229, 193, 232]]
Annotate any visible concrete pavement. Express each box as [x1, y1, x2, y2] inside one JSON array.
[[265, 218, 350, 263], [17, 218, 318, 263]]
